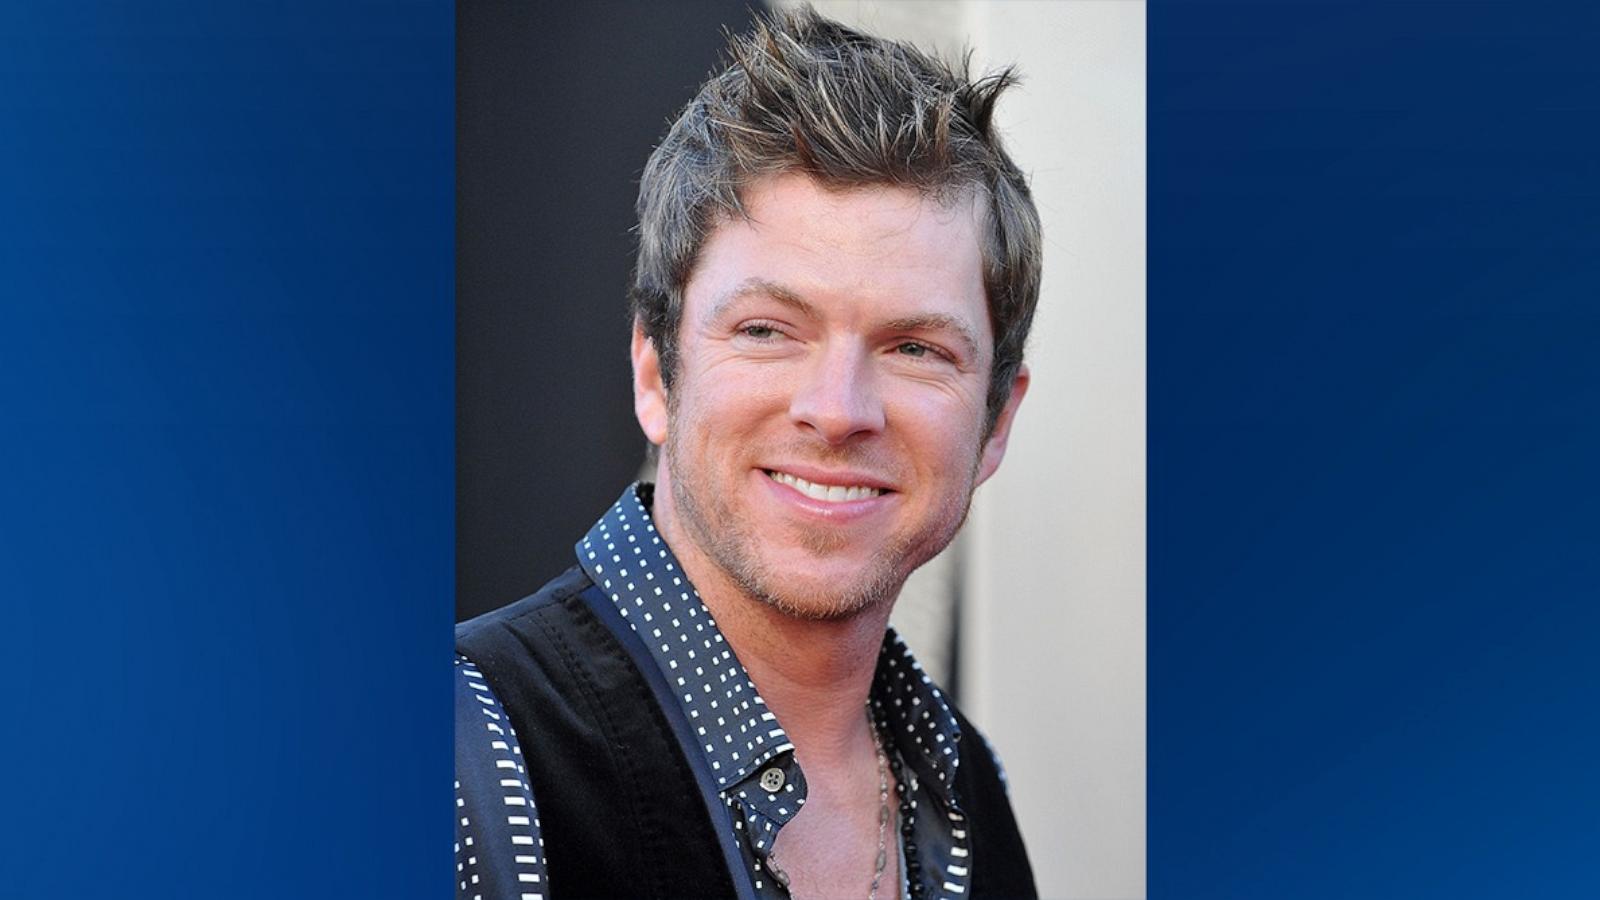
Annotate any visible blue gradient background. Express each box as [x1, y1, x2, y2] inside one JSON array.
[[1153, 1, 1600, 897], [1, 2, 450, 896], [3, 0, 1597, 897]]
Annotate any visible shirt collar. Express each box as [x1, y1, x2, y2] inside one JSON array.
[[872, 629, 965, 796], [574, 482, 963, 802]]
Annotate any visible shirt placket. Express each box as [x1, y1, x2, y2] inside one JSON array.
[[725, 750, 808, 891]]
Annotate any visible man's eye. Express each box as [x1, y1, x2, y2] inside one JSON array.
[[740, 324, 779, 340], [896, 341, 931, 358]]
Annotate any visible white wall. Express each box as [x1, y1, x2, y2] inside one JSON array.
[[789, 3, 1148, 898], [963, 5, 1146, 898]]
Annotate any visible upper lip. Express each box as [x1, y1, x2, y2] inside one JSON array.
[[762, 464, 898, 493]]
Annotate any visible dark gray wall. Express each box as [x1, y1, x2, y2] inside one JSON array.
[[457, 1, 754, 621]]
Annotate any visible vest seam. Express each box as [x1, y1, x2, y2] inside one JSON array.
[[532, 595, 673, 900]]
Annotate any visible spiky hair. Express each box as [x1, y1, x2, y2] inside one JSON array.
[[631, 4, 1041, 433]]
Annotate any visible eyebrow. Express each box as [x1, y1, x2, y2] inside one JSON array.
[[706, 276, 984, 362], [704, 277, 821, 326]]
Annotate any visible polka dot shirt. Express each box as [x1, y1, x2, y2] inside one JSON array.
[[454, 656, 544, 900], [456, 483, 991, 899]]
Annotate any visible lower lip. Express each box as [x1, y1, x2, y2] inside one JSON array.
[[758, 471, 896, 523]]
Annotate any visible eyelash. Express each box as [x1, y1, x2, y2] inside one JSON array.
[[738, 322, 785, 341], [894, 340, 942, 361]]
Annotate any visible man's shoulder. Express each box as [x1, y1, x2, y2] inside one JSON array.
[[454, 564, 611, 696], [455, 563, 595, 650]]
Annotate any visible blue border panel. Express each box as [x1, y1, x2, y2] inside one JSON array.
[[1, 3, 451, 897], [1153, 2, 1600, 896]]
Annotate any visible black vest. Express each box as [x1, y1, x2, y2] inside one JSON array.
[[458, 565, 1038, 900]]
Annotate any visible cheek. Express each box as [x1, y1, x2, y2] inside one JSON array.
[[674, 374, 784, 440], [888, 392, 984, 454], [711, 362, 792, 407]]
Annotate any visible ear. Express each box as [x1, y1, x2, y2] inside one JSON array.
[[975, 364, 1029, 486], [631, 322, 669, 446]]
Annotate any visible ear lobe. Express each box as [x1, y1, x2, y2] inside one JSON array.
[[975, 364, 1029, 487], [631, 323, 669, 446]]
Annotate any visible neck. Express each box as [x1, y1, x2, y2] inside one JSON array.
[[651, 475, 893, 769], [712, 584, 890, 765]]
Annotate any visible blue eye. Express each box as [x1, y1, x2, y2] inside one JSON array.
[[896, 341, 930, 357], [741, 324, 778, 339]]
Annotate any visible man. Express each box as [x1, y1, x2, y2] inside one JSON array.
[[456, 8, 1041, 898]]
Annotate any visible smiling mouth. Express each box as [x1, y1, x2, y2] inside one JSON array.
[[764, 469, 888, 502]]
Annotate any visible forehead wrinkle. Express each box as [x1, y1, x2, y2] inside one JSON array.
[[703, 276, 820, 327]]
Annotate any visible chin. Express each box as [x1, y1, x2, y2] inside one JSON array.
[[736, 555, 912, 622], [754, 583, 889, 622]]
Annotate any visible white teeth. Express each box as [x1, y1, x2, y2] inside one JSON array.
[[767, 470, 884, 502]]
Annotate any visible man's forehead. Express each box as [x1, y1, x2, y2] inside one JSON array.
[[715, 173, 988, 238], [693, 174, 987, 304]]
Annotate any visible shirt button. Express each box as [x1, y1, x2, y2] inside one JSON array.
[[759, 767, 786, 792]]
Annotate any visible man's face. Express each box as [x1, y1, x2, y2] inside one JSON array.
[[633, 173, 1028, 620]]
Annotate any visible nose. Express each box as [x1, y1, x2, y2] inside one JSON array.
[[788, 342, 885, 444]]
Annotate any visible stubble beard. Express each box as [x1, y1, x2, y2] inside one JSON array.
[[663, 428, 980, 623]]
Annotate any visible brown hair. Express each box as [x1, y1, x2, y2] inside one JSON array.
[[631, 5, 1042, 433]]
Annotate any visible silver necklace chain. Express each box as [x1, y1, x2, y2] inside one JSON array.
[[766, 708, 894, 900]]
